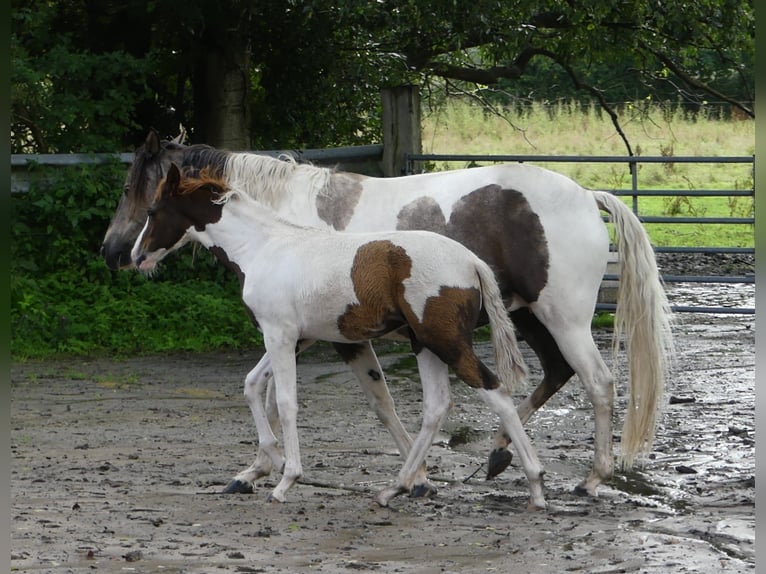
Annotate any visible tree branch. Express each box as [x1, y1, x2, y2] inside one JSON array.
[[12, 103, 49, 154], [639, 41, 754, 118], [552, 56, 635, 156], [422, 47, 635, 155]]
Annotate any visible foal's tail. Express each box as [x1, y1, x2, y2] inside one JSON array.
[[475, 260, 527, 392], [594, 191, 674, 468]]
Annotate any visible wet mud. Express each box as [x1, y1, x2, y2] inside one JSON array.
[[11, 297, 754, 573]]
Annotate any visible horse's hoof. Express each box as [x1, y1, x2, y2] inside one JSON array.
[[222, 479, 254, 494], [527, 499, 547, 512], [410, 483, 438, 499], [374, 485, 406, 507], [266, 492, 284, 503], [486, 448, 513, 479], [572, 483, 596, 497]]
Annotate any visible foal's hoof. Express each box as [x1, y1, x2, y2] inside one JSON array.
[[486, 448, 513, 479], [374, 485, 407, 507], [222, 479, 255, 494], [410, 483, 438, 499]]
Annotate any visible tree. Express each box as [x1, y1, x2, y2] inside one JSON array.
[[324, 0, 754, 153], [11, 0, 754, 155]]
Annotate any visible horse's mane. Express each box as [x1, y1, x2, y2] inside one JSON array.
[[155, 167, 229, 202], [223, 153, 333, 208], [137, 139, 332, 210]]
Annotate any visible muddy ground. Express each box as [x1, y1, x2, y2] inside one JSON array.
[[11, 304, 754, 573]]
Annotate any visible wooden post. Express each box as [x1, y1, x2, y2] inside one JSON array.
[[381, 86, 422, 177], [597, 250, 620, 305]]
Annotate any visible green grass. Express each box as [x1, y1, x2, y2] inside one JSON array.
[[422, 100, 755, 248]]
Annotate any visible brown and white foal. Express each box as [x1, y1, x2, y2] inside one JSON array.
[[131, 164, 545, 509]]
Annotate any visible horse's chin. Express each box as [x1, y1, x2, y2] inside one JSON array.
[[137, 259, 158, 274]]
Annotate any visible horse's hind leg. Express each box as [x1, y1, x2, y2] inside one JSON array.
[[333, 341, 434, 492], [477, 385, 546, 510], [487, 310, 575, 478], [534, 312, 615, 496], [442, 342, 546, 510], [374, 348, 450, 507]]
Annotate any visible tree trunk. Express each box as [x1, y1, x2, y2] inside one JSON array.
[[193, 36, 250, 150]]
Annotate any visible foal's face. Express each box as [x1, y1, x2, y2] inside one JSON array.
[[131, 164, 198, 272]]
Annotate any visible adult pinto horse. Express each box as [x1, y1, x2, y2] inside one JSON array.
[[131, 164, 546, 508], [102, 130, 673, 497]]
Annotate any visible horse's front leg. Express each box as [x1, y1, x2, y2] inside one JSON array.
[[224, 353, 283, 493], [225, 340, 318, 494], [262, 330, 304, 503]]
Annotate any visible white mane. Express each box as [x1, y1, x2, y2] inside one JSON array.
[[223, 153, 333, 209]]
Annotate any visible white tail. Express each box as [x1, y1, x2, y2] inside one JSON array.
[[475, 259, 528, 392], [594, 191, 674, 468]]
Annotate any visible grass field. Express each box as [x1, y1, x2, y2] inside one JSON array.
[[422, 100, 755, 248]]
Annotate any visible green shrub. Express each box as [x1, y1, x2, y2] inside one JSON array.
[[11, 160, 262, 359]]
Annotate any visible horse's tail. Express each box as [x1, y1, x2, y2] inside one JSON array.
[[593, 190, 674, 468], [475, 259, 527, 392]]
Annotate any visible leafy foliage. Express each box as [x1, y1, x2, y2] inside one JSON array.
[[11, 3, 151, 153], [11, 0, 754, 153], [11, 162, 261, 358]]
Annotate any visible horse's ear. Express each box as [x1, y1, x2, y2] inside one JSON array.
[[164, 163, 181, 196], [170, 126, 187, 145], [145, 129, 161, 156]]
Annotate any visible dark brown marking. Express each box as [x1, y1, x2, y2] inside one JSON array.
[[510, 309, 575, 407], [331, 342, 366, 363], [316, 172, 365, 230], [397, 184, 549, 304], [395, 196, 447, 234], [331, 343, 382, 380]]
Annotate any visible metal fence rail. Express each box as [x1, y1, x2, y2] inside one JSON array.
[[407, 153, 755, 314], [10, 150, 754, 314]]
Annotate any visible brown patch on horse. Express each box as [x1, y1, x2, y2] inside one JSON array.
[[396, 197, 447, 234], [337, 240, 410, 340], [338, 240, 498, 390], [316, 172, 365, 230], [411, 287, 499, 390], [398, 184, 549, 304]]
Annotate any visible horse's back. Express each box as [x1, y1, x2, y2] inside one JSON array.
[[344, 163, 609, 309]]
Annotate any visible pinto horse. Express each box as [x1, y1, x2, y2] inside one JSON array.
[[103, 130, 672, 497], [131, 164, 546, 508]]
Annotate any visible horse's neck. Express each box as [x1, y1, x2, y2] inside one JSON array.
[[224, 153, 329, 223], [194, 198, 293, 265]]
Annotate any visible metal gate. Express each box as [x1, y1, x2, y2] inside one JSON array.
[[407, 153, 755, 315]]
